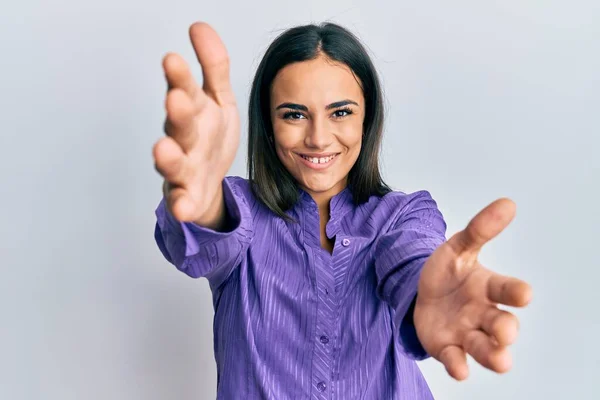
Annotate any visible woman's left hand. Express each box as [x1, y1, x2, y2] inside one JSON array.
[[413, 198, 533, 380]]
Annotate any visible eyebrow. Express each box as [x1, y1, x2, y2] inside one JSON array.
[[275, 99, 359, 112]]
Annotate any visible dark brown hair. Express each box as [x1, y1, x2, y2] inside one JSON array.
[[247, 22, 391, 221]]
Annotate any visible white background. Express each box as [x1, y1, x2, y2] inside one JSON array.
[[1, 1, 598, 398]]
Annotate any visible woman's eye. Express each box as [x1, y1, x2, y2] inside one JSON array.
[[333, 109, 352, 118], [283, 112, 305, 120]]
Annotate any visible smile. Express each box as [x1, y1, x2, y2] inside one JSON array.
[[296, 153, 340, 170]]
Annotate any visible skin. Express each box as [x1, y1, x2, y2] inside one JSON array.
[[415, 198, 533, 380], [154, 21, 533, 381], [270, 56, 365, 252]]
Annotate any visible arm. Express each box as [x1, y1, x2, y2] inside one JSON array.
[[374, 191, 447, 360], [154, 177, 253, 289]]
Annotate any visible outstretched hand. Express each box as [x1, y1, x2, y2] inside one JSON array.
[[153, 22, 240, 224], [414, 198, 533, 380]]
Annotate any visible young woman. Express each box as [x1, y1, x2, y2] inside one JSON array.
[[153, 21, 532, 399]]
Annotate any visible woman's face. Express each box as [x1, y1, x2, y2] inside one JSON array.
[[270, 55, 365, 201]]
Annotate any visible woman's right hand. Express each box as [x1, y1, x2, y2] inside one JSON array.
[[153, 22, 240, 226]]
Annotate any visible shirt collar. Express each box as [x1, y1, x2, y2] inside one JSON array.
[[296, 186, 354, 218]]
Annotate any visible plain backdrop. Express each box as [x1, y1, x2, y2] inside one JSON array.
[[1, 1, 598, 399]]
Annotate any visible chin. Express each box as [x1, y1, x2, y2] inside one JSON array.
[[301, 183, 330, 193], [298, 177, 343, 194]]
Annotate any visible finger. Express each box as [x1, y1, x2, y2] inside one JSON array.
[[463, 329, 512, 373], [163, 52, 197, 97], [438, 345, 469, 381], [487, 273, 533, 307], [163, 52, 211, 113], [164, 88, 198, 152], [167, 185, 196, 222], [480, 307, 519, 346], [153, 136, 189, 186], [188, 22, 235, 105], [447, 198, 516, 254]]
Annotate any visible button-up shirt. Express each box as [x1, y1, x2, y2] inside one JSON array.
[[154, 176, 447, 399]]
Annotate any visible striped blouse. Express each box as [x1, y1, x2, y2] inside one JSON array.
[[154, 176, 447, 399]]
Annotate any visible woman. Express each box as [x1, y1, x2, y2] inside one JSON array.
[[153, 21, 532, 399]]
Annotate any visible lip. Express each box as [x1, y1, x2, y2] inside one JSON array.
[[297, 152, 339, 158], [295, 152, 340, 170]]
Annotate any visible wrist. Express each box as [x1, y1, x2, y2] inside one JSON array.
[[193, 184, 226, 230]]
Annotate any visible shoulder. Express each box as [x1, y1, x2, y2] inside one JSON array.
[[223, 175, 265, 213], [356, 188, 445, 235], [363, 188, 441, 216], [224, 175, 251, 194], [380, 189, 441, 216]]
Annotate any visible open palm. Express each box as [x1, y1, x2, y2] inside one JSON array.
[[154, 22, 240, 223], [414, 198, 533, 380]]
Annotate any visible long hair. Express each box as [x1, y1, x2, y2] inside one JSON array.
[[247, 22, 391, 221]]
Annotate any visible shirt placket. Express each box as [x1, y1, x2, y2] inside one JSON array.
[[304, 205, 337, 400], [312, 248, 336, 400]]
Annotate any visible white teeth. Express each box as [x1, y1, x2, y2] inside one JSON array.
[[301, 154, 336, 164]]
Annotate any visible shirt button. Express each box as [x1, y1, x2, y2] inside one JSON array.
[[317, 381, 327, 392], [319, 335, 329, 344], [342, 238, 351, 247]]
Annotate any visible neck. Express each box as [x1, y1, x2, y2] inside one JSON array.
[[303, 180, 347, 213], [311, 192, 335, 214], [300, 180, 348, 254]]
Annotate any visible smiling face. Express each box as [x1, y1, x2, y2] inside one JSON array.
[[270, 55, 365, 202]]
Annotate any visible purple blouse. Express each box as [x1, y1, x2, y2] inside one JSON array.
[[154, 176, 447, 399]]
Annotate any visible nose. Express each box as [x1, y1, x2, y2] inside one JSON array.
[[304, 116, 333, 149]]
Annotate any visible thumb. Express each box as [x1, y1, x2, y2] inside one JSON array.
[[447, 198, 516, 254]]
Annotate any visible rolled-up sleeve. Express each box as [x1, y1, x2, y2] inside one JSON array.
[[154, 177, 254, 288], [374, 191, 447, 360]]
